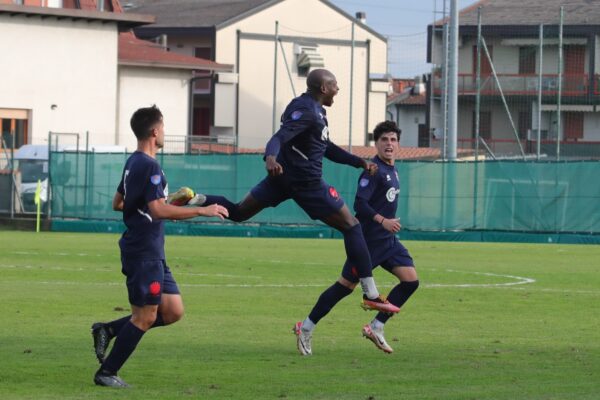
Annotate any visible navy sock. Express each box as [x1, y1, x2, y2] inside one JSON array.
[[106, 314, 165, 337], [101, 321, 145, 374], [376, 280, 420, 324], [106, 316, 130, 337], [343, 224, 373, 278], [204, 195, 244, 222], [308, 282, 353, 324]]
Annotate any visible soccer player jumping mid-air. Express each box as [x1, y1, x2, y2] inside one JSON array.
[[194, 69, 400, 329]]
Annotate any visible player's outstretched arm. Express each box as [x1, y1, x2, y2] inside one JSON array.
[[148, 198, 228, 221], [324, 142, 378, 175]]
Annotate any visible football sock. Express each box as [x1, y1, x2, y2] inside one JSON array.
[[307, 282, 353, 324], [370, 318, 385, 331], [360, 277, 379, 299], [106, 313, 165, 336], [101, 321, 145, 374], [106, 316, 130, 337], [301, 318, 316, 332], [203, 195, 244, 222], [343, 224, 378, 298], [375, 280, 420, 324]]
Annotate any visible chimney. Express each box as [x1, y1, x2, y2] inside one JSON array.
[[413, 75, 425, 95], [355, 11, 366, 24], [158, 34, 168, 49]]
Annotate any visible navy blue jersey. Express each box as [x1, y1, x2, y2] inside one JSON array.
[[265, 93, 363, 184], [354, 156, 400, 243], [116, 151, 168, 260]]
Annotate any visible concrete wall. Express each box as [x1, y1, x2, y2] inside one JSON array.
[[0, 15, 118, 147], [393, 107, 426, 148], [117, 66, 192, 151]]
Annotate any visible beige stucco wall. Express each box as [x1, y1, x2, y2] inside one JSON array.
[[117, 66, 192, 151], [216, 0, 387, 148], [0, 15, 118, 147]]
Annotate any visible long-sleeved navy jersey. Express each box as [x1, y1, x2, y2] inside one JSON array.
[[264, 93, 363, 184], [354, 155, 400, 243]]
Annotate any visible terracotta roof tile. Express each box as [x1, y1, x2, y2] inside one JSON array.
[[118, 32, 232, 71], [189, 144, 474, 160], [397, 93, 426, 106]]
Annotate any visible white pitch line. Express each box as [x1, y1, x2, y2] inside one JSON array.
[[1, 281, 599, 295], [427, 269, 536, 287], [0, 264, 261, 280]]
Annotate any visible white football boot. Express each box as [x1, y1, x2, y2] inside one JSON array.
[[293, 321, 312, 356], [362, 324, 393, 354]]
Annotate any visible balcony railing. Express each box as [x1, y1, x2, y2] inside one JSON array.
[[433, 73, 591, 97]]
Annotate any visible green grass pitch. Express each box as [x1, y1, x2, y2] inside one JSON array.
[[0, 230, 599, 399]]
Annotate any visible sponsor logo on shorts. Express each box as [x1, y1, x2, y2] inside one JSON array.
[[150, 174, 162, 185], [329, 186, 339, 200], [149, 281, 161, 296]]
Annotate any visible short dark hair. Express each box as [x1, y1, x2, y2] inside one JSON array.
[[130, 105, 163, 140], [373, 120, 401, 141]]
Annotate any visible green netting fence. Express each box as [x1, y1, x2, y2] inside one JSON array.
[[48, 152, 600, 234]]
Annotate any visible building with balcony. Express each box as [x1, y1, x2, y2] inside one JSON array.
[[427, 0, 600, 159]]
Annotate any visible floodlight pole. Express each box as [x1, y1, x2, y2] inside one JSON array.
[[272, 21, 279, 134], [447, 0, 459, 160]]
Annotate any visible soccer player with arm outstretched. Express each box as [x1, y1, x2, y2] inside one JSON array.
[[91, 106, 228, 388]]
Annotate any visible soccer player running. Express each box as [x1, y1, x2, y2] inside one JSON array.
[[195, 69, 399, 319], [91, 106, 228, 388], [294, 121, 419, 355]]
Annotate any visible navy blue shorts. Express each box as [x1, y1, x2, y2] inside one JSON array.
[[121, 257, 180, 307], [342, 239, 414, 283], [250, 176, 344, 220]]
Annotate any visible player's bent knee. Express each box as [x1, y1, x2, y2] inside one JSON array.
[[163, 308, 184, 325], [132, 313, 158, 331]]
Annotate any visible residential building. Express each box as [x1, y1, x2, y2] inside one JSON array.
[[0, 0, 230, 154], [387, 77, 428, 148], [126, 0, 389, 148], [427, 0, 600, 159]]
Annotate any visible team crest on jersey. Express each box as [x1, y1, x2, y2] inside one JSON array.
[[359, 178, 370, 187], [386, 187, 400, 202], [291, 111, 303, 120], [149, 281, 161, 296], [329, 186, 339, 199], [321, 126, 329, 141], [150, 174, 161, 185]]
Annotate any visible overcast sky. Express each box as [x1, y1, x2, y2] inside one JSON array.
[[330, 0, 479, 78]]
